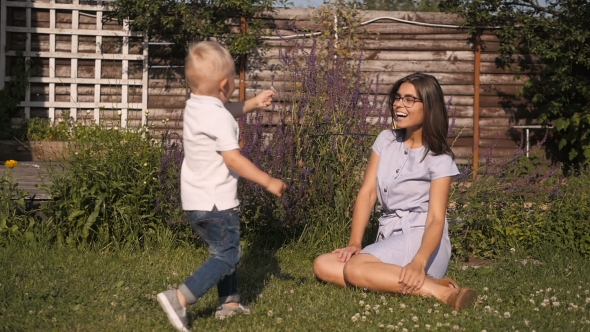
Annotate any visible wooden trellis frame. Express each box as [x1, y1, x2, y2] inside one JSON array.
[[0, 0, 149, 127]]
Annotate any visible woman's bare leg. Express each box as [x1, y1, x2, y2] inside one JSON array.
[[313, 253, 348, 287], [343, 253, 458, 303]]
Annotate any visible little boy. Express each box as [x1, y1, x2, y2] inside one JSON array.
[[157, 41, 287, 332]]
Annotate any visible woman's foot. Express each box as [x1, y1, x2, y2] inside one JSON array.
[[445, 288, 477, 311]]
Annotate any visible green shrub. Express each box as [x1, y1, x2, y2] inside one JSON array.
[[545, 169, 590, 255], [40, 122, 188, 248], [449, 147, 563, 259], [0, 168, 40, 244]]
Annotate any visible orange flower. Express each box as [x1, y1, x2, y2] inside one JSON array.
[[4, 160, 18, 168]]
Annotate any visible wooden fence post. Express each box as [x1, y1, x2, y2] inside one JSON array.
[[473, 32, 481, 180]]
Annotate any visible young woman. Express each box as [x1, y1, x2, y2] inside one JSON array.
[[313, 72, 476, 310]]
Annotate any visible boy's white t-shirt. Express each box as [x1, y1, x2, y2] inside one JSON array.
[[180, 94, 240, 211]]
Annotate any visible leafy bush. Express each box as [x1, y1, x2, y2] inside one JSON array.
[[448, 145, 564, 259], [0, 169, 39, 244], [238, 39, 387, 249], [40, 121, 188, 248], [545, 169, 590, 255]]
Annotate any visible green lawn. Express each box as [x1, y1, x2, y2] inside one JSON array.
[[1, 242, 589, 331]]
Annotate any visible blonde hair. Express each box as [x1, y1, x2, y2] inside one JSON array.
[[185, 41, 235, 92]]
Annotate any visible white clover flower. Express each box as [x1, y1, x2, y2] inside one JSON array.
[[453, 325, 459, 331], [510, 248, 516, 253], [412, 316, 418, 322], [389, 308, 394, 312], [551, 296, 557, 301], [351, 316, 358, 322], [530, 299, 535, 304], [361, 316, 367, 322], [425, 324, 431, 330], [362, 293, 367, 298], [276, 317, 283, 323], [86, 110, 91, 114], [402, 328, 408, 332], [547, 288, 553, 292], [483, 287, 489, 292], [427, 309, 432, 314], [452, 310, 458, 316], [497, 298, 503, 303], [437, 322, 443, 327], [552, 301, 561, 307], [434, 310, 439, 314], [534, 307, 539, 311], [117, 110, 122, 116], [267, 310, 273, 317], [400, 303, 406, 309], [359, 300, 365, 306], [365, 304, 371, 310], [378, 323, 384, 328], [375, 309, 380, 314], [444, 313, 449, 318], [381, 296, 386, 301], [145, 109, 150, 115], [386, 325, 395, 330], [373, 305, 381, 310], [586, 297, 590, 304], [504, 312, 511, 318]]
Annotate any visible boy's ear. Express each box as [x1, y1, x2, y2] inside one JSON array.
[[219, 77, 228, 91]]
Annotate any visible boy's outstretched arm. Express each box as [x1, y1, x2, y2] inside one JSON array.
[[225, 90, 274, 118], [221, 149, 286, 197]]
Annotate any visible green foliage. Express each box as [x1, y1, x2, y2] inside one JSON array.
[[449, 148, 590, 259], [0, 52, 31, 140], [440, 0, 590, 165], [546, 170, 590, 255], [40, 123, 188, 248], [25, 117, 72, 141], [0, 170, 39, 244], [108, 0, 286, 56], [361, 0, 441, 11]]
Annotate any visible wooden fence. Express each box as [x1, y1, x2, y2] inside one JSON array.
[[1, 4, 546, 165]]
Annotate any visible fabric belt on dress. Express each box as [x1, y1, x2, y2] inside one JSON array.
[[377, 210, 425, 266]]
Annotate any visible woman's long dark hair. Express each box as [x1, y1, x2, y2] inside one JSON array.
[[387, 72, 454, 160]]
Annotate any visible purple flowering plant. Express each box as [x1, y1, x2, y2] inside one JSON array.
[[238, 38, 388, 248]]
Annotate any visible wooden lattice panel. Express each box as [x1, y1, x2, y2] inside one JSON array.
[[0, 0, 148, 127]]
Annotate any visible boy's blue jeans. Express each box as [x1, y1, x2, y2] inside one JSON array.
[[179, 206, 241, 306]]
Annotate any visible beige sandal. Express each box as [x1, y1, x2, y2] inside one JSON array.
[[446, 288, 477, 310], [436, 277, 459, 289]]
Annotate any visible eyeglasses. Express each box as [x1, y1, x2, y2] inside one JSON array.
[[393, 95, 423, 108]]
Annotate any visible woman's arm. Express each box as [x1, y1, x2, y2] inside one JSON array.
[[333, 151, 380, 262], [398, 176, 452, 293]]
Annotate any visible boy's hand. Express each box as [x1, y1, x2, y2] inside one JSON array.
[[266, 177, 287, 198], [254, 90, 274, 109]]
